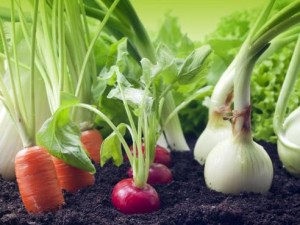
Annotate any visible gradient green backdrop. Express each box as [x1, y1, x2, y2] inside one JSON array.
[[0, 0, 266, 40], [131, 0, 265, 41]]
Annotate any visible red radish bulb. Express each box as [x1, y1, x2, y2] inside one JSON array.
[[127, 163, 173, 185], [112, 178, 160, 214], [154, 145, 171, 167]]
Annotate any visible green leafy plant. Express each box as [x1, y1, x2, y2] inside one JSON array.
[[84, 0, 204, 151]]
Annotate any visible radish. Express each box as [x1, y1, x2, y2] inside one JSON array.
[[127, 163, 173, 185], [112, 178, 160, 214], [154, 145, 172, 167]]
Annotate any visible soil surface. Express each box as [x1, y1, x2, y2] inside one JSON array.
[[1, 140, 300, 225]]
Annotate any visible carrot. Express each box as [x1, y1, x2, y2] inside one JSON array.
[[52, 157, 95, 193], [15, 146, 64, 214], [80, 129, 103, 163]]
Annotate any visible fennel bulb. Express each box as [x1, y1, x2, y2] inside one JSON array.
[[0, 108, 23, 180]]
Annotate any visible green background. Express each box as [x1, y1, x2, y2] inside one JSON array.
[[0, 0, 266, 40], [130, 0, 265, 41]]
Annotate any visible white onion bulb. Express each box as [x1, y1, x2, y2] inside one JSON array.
[[204, 135, 273, 194]]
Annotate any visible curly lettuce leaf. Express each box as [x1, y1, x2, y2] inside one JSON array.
[[153, 13, 195, 58], [251, 46, 300, 142]]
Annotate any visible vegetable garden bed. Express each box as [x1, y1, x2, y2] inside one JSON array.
[[1, 140, 299, 225], [1, 0, 300, 224]]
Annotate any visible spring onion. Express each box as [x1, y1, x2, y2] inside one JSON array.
[[194, 0, 300, 165], [273, 34, 300, 177]]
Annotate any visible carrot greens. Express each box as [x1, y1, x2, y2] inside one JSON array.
[[32, 0, 120, 173]]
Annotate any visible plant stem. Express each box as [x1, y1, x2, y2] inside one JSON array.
[[164, 86, 212, 127], [251, 13, 300, 55], [252, 1, 300, 43], [232, 55, 257, 138], [11, 1, 29, 131], [40, 0, 60, 111], [75, 0, 120, 97], [72, 103, 133, 163], [273, 34, 300, 134], [14, 1, 56, 111], [161, 92, 190, 151], [209, 41, 250, 117], [29, 0, 39, 144], [117, 82, 138, 141]]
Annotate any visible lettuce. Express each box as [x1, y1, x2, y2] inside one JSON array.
[[252, 46, 300, 142]]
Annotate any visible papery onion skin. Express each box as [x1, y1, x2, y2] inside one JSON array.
[[204, 136, 273, 194]]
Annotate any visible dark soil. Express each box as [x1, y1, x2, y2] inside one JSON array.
[[1, 140, 300, 225]]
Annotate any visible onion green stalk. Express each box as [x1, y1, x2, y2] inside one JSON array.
[[194, 0, 300, 165], [273, 35, 300, 177]]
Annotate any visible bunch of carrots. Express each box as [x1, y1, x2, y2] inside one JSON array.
[[0, 0, 105, 213]]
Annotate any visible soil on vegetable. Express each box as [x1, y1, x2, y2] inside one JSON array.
[[1, 140, 300, 225]]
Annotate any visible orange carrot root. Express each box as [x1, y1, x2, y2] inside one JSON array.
[[15, 146, 64, 214], [52, 157, 95, 193], [81, 129, 103, 163]]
